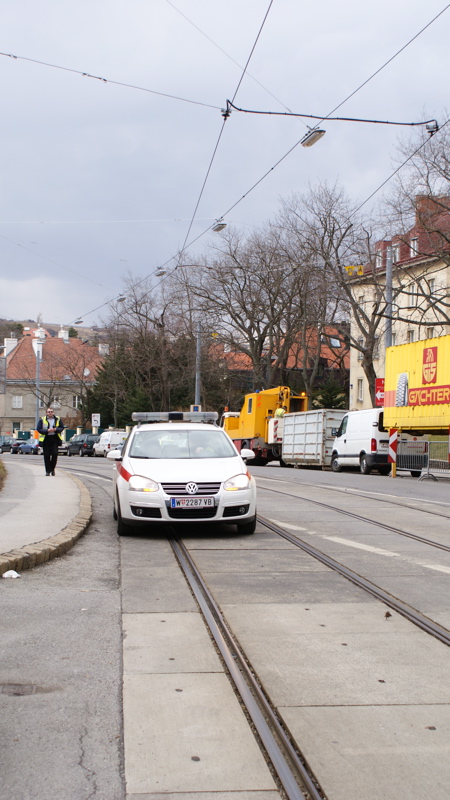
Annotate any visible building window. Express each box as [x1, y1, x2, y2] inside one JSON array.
[[358, 294, 364, 305], [406, 282, 418, 307], [39, 396, 45, 409], [357, 337, 364, 361], [375, 250, 382, 268], [52, 397, 61, 409], [407, 329, 415, 343], [357, 379, 364, 402], [373, 337, 380, 359], [428, 278, 435, 295], [426, 327, 435, 339], [392, 244, 400, 263], [12, 395, 23, 409], [410, 237, 418, 257], [72, 395, 82, 409], [392, 332, 397, 346]]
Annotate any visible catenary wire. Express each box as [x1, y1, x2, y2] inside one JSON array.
[[165, 0, 293, 112], [0, 51, 221, 111], [71, 5, 449, 320], [179, 0, 274, 253]]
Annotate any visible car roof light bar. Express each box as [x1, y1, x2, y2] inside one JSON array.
[[131, 411, 218, 423]]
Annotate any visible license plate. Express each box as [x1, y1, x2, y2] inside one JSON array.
[[170, 497, 214, 508]]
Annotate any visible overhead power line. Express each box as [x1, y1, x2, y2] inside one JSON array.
[[225, 99, 439, 131]]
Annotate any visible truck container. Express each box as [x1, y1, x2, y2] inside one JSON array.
[[278, 409, 347, 468], [384, 334, 450, 432]]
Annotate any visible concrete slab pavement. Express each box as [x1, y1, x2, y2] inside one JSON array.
[[0, 456, 92, 574]]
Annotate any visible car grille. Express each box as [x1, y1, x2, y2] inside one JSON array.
[[161, 482, 221, 496], [168, 506, 218, 520]]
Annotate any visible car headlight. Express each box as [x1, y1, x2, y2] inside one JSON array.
[[128, 475, 159, 492], [223, 473, 250, 491]]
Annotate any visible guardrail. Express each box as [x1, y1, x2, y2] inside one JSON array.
[[397, 440, 450, 481]]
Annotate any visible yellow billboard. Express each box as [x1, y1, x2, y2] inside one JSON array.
[[384, 335, 450, 430]]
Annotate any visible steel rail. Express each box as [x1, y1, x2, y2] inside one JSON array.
[[258, 515, 450, 647], [170, 537, 324, 800], [257, 482, 450, 553]]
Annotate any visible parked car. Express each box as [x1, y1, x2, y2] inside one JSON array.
[[18, 441, 42, 455], [67, 433, 100, 457], [0, 436, 15, 453], [58, 441, 69, 456], [10, 439, 26, 454], [107, 411, 257, 536], [93, 430, 128, 457]]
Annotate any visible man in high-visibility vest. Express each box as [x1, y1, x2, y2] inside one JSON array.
[[37, 407, 65, 476], [274, 405, 287, 418]]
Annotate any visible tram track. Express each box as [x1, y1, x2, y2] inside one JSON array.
[[256, 479, 450, 553], [61, 460, 450, 798]]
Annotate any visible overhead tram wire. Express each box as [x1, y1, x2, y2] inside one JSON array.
[[70, 4, 450, 321], [179, 0, 274, 253], [165, 0, 293, 112], [0, 51, 221, 111]]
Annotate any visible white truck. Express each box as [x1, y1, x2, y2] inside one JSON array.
[[268, 408, 348, 468]]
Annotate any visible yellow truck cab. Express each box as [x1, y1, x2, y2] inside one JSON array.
[[222, 386, 307, 465]]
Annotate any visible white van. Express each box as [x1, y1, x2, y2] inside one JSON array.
[[331, 408, 391, 475], [94, 430, 128, 457]]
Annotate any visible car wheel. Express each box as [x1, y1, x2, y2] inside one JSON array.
[[79, 448, 84, 457], [331, 456, 342, 473], [360, 454, 371, 474], [237, 516, 256, 535], [67, 449, 72, 457]]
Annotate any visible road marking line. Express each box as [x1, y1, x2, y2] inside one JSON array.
[[323, 536, 399, 557], [268, 519, 308, 531]]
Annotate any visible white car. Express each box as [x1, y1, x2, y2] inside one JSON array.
[[107, 411, 257, 535]]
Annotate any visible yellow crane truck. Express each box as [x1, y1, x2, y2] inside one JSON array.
[[221, 386, 307, 465]]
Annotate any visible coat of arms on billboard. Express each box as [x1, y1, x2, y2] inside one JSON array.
[[422, 347, 437, 384]]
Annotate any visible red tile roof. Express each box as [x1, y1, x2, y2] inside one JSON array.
[[6, 336, 103, 382]]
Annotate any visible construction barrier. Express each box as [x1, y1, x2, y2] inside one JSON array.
[[397, 440, 429, 477], [419, 440, 450, 481]]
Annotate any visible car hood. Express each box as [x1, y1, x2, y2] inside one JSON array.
[[126, 456, 247, 483]]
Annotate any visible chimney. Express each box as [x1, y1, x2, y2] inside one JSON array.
[[58, 326, 70, 343], [3, 337, 18, 356]]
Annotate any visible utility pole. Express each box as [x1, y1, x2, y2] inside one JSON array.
[[194, 322, 201, 407], [385, 245, 393, 349]]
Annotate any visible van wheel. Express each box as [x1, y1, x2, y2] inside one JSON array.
[[331, 456, 342, 473], [378, 466, 390, 476], [360, 455, 371, 474]]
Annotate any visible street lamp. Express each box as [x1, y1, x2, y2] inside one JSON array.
[[212, 218, 227, 232], [301, 128, 326, 147]]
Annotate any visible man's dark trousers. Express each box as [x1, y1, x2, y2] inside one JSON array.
[[42, 438, 59, 474]]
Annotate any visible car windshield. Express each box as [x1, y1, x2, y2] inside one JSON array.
[[129, 429, 236, 459]]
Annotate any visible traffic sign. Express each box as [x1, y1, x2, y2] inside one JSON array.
[[375, 378, 385, 406], [91, 413, 101, 427], [388, 429, 398, 463]]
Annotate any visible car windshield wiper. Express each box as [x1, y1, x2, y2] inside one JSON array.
[[129, 455, 156, 459]]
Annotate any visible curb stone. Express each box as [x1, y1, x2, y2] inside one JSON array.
[[0, 473, 92, 576]]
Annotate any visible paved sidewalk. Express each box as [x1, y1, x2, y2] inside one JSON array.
[[0, 457, 92, 575]]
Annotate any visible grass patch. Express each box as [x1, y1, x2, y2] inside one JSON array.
[[0, 458, 6, 493]]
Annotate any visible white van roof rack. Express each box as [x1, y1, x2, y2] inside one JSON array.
[[131, 411, 218, 424]]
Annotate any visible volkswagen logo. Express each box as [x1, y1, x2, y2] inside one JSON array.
[[186, 482, 198, 494]]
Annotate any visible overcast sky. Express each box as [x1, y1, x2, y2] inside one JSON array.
[[1, 0, 449, 329]]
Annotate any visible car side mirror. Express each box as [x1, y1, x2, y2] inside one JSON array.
[[240, 448, 255, 460], [107, 449, 122, 460], [331, 428, 338, 437]]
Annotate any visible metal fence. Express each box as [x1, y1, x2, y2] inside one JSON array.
[[397, 440, 450, 480]]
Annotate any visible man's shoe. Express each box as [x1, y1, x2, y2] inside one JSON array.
[[51, 471, 55, 476], [46, 472, 50, 476]]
